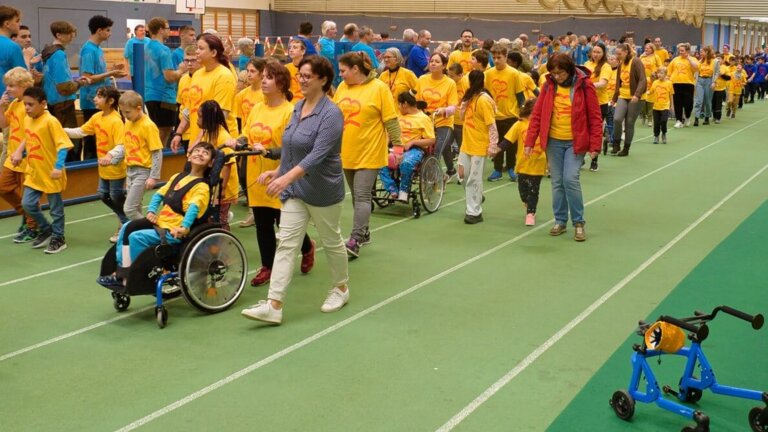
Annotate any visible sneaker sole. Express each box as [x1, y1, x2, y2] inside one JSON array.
[[549, 230, 567, 236], [44, 243, 67, 254], [240, 310, 282, 324], [13, 238, 34, 244], [31, 236, 52, 249], [321, 301, 348, 313]]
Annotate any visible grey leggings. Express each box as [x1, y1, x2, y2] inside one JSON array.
[[343, 168, 379, 242], [612, 98, 641, 146]]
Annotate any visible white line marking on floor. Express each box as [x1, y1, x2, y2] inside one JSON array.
[[113, 124, 765, 431], [434, 162, 768, 432], [0, 257, 102, 288]]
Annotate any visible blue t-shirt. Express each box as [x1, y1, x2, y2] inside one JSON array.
[[318, 37, 335, 63], [295, 35, 318, 56], [79, 40, 113, 110], [172, 46, 184, 69], [755, 64, 768, 83], [42, 49, 75, 106], [572, 44, 590, 66], [406, 45, 429, 77], [144, 39, 177, 104], [124, 37, 150, 75], [238, 54, 250, 71], [0, 35, 26, 95], [351, 42, 379, 69]]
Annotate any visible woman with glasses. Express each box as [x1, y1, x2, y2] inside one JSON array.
[[379, 47, 417, 112]]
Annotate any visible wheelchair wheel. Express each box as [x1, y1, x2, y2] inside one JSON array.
[[156, 306, 168, 329], [418, 155, 444, 213], [179, 228, 248, 313], [112, 292, 130, 311], [750, 406, 767, 432], [371, 177, 392, 210], [609, 389, 635, 421]]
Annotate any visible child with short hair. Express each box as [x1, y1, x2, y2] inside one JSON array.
[[64, 87, 127, 242], [727, 64, 747, 119], [379, 91, 435, 202], [97, 141, 214, 288], [195, 100, 238, 230], [0, 67, 37, 243], [107, 91, 163, 221], [11, 86, 74, 253], [174, 45, 202, 153], [491, 98, 544, 226], [285, 39, 306, 104], [648, 67, 674, 144]]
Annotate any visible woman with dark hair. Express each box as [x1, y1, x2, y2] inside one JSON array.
[[334, 51, 402, 259], [693, 45, 717, 126], [583, 42, 612, 171], [170, 34, 237, 152], [668, 42, 699, 128], [525, 53, 602, 242], [610, 43, 647, 156], [241, 56, 349, 324]]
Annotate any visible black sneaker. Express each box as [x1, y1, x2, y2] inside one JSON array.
[[693, 118, 699, 127], [703, 118, 710, 125], [97, 274, 124, 289], [44, 236, 67, 254], [31, 228, 53, 249], [13, 228, 38, 244], [464, 214, 483, 224], [589, 159, 598, 172]]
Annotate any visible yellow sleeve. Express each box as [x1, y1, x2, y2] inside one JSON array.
[[512, 69, 524, 94], [503, 121, 520, 143], [446, 80, 458, 107], [80, 115, 97, 135], [50, 118, 74, 152], [379, 82, 398, 122], [144, 121, 164, 151]]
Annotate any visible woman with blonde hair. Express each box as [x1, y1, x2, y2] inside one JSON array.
[[639, 43, 661, 127], [668, 42, 699, 128], [693, 45, 717, 126]]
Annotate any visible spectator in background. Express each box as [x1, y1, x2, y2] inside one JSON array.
[[144, 17, 181, 145], [16, 25, 42, 72], [296, 21, 317, 56], [572, 35, 590, 65], [352, 26, 379, 69], [448, 29, 474, 74], [124, 24, 149, 89], [0, 6, 25, 96], [406, 29, 431, 77], [402, 28, 418, 43], [237, 37, 254, 70], [318, 20, 336, 64], [380, 32, 390, 41], [79, 15, 126, 160], [340, 23, 358, 42], [172, 25, 197, 67]]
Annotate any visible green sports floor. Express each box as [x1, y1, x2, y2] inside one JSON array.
[[1, 102, 768, 432]]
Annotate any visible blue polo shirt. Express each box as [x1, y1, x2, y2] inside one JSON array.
[[42, 48, 75, 106], [144, 39, 176, 104], [0, 35, 26, 95], [124, 37, 149, 75], [79, 40, 113, 110], [406, 45, 429, 77], [351, 42, 379, 69]]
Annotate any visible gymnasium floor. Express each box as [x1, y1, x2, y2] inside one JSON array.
[[1, 102, 767, 432]]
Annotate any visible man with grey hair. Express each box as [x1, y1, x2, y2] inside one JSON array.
[[352, 25, 379, 68], [318, 20, 336, 63], [236, 37, 254, 70], [406, 29, 431, 77], [402, 28, 417, 43]]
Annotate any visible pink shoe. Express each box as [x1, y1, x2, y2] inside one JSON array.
[[525, 213, 535, 226]]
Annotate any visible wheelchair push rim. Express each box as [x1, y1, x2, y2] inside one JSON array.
[[418, 155, 444, 213], [179, 228, 248, 313]]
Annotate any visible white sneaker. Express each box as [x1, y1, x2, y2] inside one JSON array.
[[238, 213, 255, 228], [685, 118, 692, 127], [321, 286, 350, 313], [109, 230, 119, 244], [674, 121, 683, 129], [397, 191, 409, 202], [241, 300, 283, 324]]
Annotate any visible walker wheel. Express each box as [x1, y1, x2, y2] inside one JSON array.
[[112, 292, 130, 312], [684, 387, 703, 403], [749, 406, 767, 432], [610, 389, 635, 421], [156, 306, 168, 329]]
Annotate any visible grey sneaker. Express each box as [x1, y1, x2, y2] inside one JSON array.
[[464, 214, 483, 224], [44, 236, 67, 254], [31, 228, 53, 249], [13, 228, 37, 244]]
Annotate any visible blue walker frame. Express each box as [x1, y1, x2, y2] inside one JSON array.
[[611, 306, 768, 432]]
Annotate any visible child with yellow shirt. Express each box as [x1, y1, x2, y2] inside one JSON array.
[[104, 91, 163, 221], [64, 87, 127, 242], [712, 56, 729, 123], [175, 45, 201, 152], [98, 141, 214, 289], [648, 67, 674, 144], [0, 67, 37, 243], [11, 87, 74, 253], [727, 64, 747, 119]]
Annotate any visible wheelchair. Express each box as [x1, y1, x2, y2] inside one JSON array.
[[371, 145, 445, 218], [98, 146, 260, 328]]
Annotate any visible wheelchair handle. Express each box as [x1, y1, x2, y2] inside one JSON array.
[[659, 315, 709, 341]]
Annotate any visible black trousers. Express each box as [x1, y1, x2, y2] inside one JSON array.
[[517, 173, 543, 214], [712, 90, 726, 120], [672, 83, 694, 123], [252, 206, 311, 269], [653, 110, 669, 137], [492, 117, 517, 172]]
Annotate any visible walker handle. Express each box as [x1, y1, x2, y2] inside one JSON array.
[[717, 306, 764, 330], [659, 315, 709, 341]]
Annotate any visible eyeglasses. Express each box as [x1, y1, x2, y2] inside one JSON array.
[[183, 59, 196, 63], [297, 73, 316, 82]]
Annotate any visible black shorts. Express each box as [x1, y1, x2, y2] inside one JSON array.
[[145, 101, 177, 128]]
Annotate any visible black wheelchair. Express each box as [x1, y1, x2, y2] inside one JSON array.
[[98, 146, 259, 328], [371, 145, 445, 218]]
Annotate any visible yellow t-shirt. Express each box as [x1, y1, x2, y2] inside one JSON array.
[[698, 59, 714, 78], [202, 126, 239, 203], [22, 111, 74, 194], [520, 72, 537, 101], [448, 50, 473, 74], [415, 74, 458, 128], [286, 62, 304, 104], [669, 57, 698, 85], [334, 79, 398, 169], [123, 114, 164, 169], [80, 110, 126, 180], [187, 64, 237, 142], [585, 62, 613, 105], [460, 93, 496, 157], [155, 173, 210, 230], [505, 118, 546, 176], [243, 100, 293, 209], [655, 48, 670, 65], [233, 86, 264, 125], [3, 99, 27, 173], [453, 76, 468, 126], [484, 66, 524, 119], [398, 111, 435, 148], [619, 65, 632, 100], [714, 64, 731, 92], [640, 54, 660, 79], [379, 67, 418, 113], [650, 80, 674, 111], [177, 73, 194, 140], [728, 71, 747, 95], [606, 68, 617, 96], [550, 86, 573, 140]]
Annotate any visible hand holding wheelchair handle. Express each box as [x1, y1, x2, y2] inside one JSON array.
[[694, 306, 765, 330], [659, 315, 709, 342]]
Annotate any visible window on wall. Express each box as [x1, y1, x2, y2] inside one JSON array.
[[202, 8, 259, 39]]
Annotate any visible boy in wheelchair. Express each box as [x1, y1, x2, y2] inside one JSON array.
[[379, 91, 436, 202], [97, 142, 215, 288]]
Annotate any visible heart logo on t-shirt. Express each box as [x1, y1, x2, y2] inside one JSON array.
[[187, 85, 205, 111], [337, 97, 362, 127], [94, 123, 110, 157], [491, 79, 508, 100], [247, 122, 273, 162], [124, 131, 143, 164], [421, 89, 443, 111], [24, 129, 44, 161], [7, 111, 22, 144]]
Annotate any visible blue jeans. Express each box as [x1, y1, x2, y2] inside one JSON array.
[[546, 138, 585, 226], [379, 148, 424, 193], [22, 187, 65, 237], [604, 105, 615, 145], [98, 177, 129, 224], [694, 76, 714, 119]]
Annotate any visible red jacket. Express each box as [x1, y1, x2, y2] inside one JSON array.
[[525, 66, 603, 155]]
